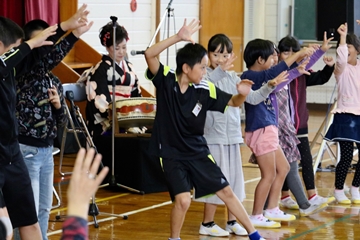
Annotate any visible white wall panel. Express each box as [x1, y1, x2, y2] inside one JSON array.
[[78, 0, 199, 95], [157, 1, 200, 72]]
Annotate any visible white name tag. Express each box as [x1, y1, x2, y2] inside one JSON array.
[[192, 102, 202, 116]]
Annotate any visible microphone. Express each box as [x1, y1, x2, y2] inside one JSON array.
[[130, 50, 145, 56]]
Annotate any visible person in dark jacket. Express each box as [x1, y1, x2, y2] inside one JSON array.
[[14, 13, 92, 240], [0, 16, 57, 240], [0, 4, 90, 240]]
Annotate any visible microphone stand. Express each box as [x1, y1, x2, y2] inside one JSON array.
[[88, 16, 146, 228], [148, 0, 176, 65], [105, 16, 144, 193]]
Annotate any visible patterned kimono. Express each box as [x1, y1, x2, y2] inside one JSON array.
[[85, 55, 141, 137]]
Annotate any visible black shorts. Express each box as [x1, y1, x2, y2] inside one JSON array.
[[0, 142, 38, 228], [0, 190, 4, 208], [162, 154, 229, 201]]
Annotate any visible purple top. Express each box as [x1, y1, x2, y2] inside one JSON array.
[[270, 48, 325, 120]]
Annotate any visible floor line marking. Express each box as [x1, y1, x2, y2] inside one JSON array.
[[48, 169, 265, 236], [47, 200, 172, 236], [244, 177, 261, 184], [50, 193, 130, 214], [285, 214, 352, 239]]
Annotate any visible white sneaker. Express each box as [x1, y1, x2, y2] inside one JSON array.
[[249, 215, 281, 228], [225, 222, 247, 235], [280, 196, 299, 210], [350, 187, 360, 204], [199, 223, 229, 237], [300, 203, 328, 216], [334, 190, 351, 204], [264, 208, 296, 221], [308, 195, 335, 205]]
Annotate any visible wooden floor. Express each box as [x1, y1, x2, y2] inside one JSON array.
[[48, 104, 360, 240]]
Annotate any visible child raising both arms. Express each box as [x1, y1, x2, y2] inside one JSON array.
[[193, 33, 288, 237], [325, 22, 360, 204], [276, 34, 336, 210], [144, 19, 265, 240], [272, 33, 334, 217], [241, 39, 314, 228]]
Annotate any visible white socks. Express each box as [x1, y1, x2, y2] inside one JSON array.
[[334, 189, 349, 201], [351, 186, 360, 200]]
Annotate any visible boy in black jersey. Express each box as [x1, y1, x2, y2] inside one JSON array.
[[0, 6, 90, 239], [144, 19, 265, 240]]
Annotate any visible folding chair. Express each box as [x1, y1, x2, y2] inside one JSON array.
[[58, 83, 96, 176]]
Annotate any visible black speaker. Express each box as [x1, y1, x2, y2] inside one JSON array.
[[317, 0, 360, 41]]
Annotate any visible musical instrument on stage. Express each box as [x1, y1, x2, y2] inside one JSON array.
[[109, 97, 156, 129]]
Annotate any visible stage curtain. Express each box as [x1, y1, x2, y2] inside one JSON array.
[[0, 0, 25, 26], [25, 0, 59, 25]]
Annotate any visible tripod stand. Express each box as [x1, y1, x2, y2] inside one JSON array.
[[55, 83, 129, 227], [311, 99, 359, 175], [147, 0, 176, 64], [311, 100, 338, 174]]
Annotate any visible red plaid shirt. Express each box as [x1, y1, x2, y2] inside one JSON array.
[[61, 216, 88, 240]]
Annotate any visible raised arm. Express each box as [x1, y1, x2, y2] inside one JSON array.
[[60, 4, 90, 33], [66, 148, 108, 220], [334, 23, 348, 76], [283, 47, 315, 68], [306, 57, 335, 86], [144, 19, 201, 76], [44, 18, 93, 71]]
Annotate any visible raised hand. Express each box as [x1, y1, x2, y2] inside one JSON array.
[[308, 43, 320, 51], [320, 31, 334, 52], [357, 20, 360, 25], [72, 20, 94, 38], [25, 25, 58, 49], [66, 148, 109, 219], [295, 47, 314, 63], [177, 19, 202, 44], [337, 23, 347, 36], [237, 79, 254, 96], [267, 71, 289, 87], [219, 52, 237, 71], [300, 47, 315, 57], [296, 58, 311, 75], [323, 55, 335, 66], [61, 4, 90, 31]]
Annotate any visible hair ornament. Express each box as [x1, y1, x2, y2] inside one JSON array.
[[103, 32, 111, 45]]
